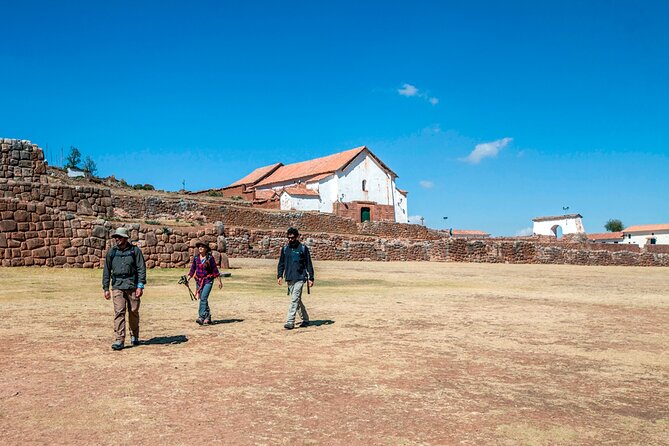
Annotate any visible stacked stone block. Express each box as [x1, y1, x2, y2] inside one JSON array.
[[0, 139, 47, 183]]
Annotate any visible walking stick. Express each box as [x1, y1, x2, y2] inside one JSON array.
[[178, 275, 197, 301]]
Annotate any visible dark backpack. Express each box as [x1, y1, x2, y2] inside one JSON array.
[[109, 245, 138, 273], [283, 243, 306, 258]]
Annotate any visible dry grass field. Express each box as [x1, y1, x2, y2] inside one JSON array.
[[1, 259, 668, 445]]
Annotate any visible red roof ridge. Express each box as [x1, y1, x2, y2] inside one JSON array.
[[281, 185, 320, 197], [623, 223, 669, 233], [225, 162, 283, 188], [587, 232, 624, 240]]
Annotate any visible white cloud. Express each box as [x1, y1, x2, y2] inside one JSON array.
[[408, 215, 424, 225], [462, 137, 513, 164], [515, 227, 534, 236], [419, 180, 434, 189], [397, 83, 439, 105], [398, 83, 418, 97]]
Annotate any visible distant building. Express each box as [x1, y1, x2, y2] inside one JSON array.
[[587, 232, 624, 244], [621, 224, 669, 247], [222, 146, 409, 223], [67, 167, 85, 178], [532, 214, 585, 237]]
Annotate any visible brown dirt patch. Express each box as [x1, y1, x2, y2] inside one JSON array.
[[1, 261, 668, 445]]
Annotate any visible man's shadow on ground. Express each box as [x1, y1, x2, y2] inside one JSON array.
[[304, 320, 334, 327], [209, 319, 244, 325], [139, 335, 189, 346]]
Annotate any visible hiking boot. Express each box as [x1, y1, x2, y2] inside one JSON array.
[[111, 342, 124, 351], [203, 319, 211, 325], [196, 318, 204, 325], [284, 323, 294, 330], [300, 321, 310, 328], [130, 336, 140, 346]]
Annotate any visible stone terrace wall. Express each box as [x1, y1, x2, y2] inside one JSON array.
[[1, 181, 113, 218], [358, 220, 441, 240], [0, 139, 47, 183], [112, 193, 441, 239], [2, 207, 668, 267], [0, 199, 227, 268], [225, 229, 668, 266]]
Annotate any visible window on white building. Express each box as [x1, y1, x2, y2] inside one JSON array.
[[362, 180, 367, 191]]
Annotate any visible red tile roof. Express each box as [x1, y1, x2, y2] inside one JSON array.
[[305, 173, 334, 183], [623, 224, 669, 233], [254, 189, 279, 200], [587, 232, 623, 241], [233, 146, 398, 188], [225, 162, 283, 188], [281, 185, 320, 197], [254, 146, 365, 187]]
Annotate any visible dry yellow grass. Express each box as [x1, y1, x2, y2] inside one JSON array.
[[1, 260, 668, 445]]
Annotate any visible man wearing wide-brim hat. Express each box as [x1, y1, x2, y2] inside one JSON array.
[[102, 227, 147, 351]]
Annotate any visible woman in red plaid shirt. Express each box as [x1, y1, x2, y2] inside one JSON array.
[[187, 241, 223, 325]]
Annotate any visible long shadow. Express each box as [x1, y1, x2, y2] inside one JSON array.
[[140, 335, 189, 346], [303, 319, 335, 327], [209, 319, 244, 325]]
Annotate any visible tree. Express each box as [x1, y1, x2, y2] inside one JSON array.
[[604, 219, 624, 232], [65, 146, 81, 170], [82, 156, 97, 176]]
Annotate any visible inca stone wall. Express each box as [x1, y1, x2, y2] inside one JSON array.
[[1, 138, 668, 268], [0, 139, 47, 183], [1, 181, 113, 217]]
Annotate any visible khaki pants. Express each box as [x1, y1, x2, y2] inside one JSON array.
[[112, 289, 140, 343], [286, 280, 309, 325]]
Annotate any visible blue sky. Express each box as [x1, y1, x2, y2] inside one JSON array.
[[2, 1, 668, 236]]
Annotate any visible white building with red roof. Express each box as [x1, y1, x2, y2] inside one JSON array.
[[621, 224, 669, 247], [222, 146, 409, 223]]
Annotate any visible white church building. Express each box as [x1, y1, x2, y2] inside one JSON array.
[[222, 146, 409, 223]]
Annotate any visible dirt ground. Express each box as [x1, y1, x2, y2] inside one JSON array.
[[1, 260, 668, 445]]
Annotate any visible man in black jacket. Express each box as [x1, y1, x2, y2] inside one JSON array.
[[102, 227, 147, 350], [277, 227, 314, 329]]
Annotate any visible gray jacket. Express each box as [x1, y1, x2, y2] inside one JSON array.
[[102, 244, 147, 291]]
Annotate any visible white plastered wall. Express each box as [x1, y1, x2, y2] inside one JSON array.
[[533, 217, 585, 236], [394, 191, 408, 223], [338, 153, 393, 205], [280, 193, 321, 211], [622, 230, 669, 247]]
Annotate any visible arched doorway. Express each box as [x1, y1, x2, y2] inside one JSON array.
[[551, 224, 563, 239]]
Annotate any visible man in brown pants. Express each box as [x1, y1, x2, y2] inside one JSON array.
[[102, 228, 147, 351]]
